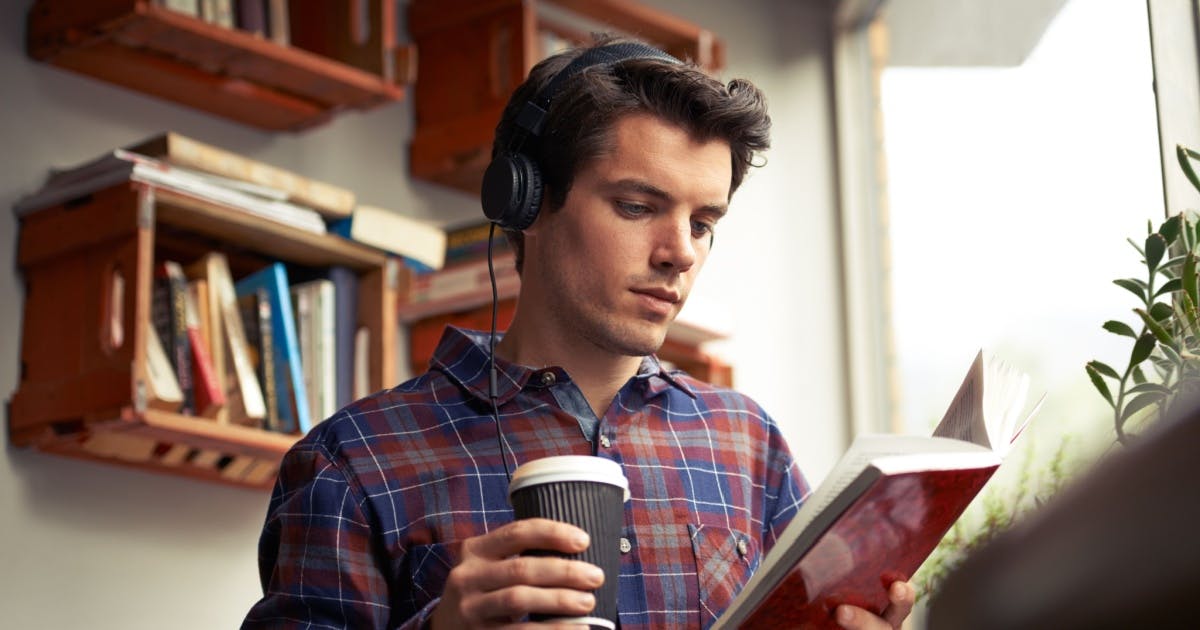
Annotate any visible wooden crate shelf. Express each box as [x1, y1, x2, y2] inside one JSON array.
[[26, 0, 407, 131], [10, 182, 400, 490]]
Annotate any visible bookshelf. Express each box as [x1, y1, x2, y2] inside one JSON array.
[[407, 0, 724, 194], [9, 183, 400, 490], [26, 0, 411, 131]]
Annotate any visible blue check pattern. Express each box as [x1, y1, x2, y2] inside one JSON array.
[[244, 326, 808, 629]]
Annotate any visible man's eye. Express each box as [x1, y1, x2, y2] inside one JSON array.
[[615, 201, 651, 216], [692, 220, 715, 238]]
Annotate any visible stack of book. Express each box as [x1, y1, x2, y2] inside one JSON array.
[[397, 218, 519, 323]]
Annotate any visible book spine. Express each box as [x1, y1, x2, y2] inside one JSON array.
[[186, 323, 224, 417], [292, 284, 317, 424], [444, 221, 512, 267], [153, 262, 194, 414], [256, 287, 281, 432], [234, 0, 267, 35], [211, 254, 267, 424], [328, 266, 357, 409], [267, 0, 291, 46], [316, 280, 337, 420]]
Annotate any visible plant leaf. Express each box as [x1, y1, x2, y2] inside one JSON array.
[[1126, 382, 1173, 396], [1150, 301, 1175, 321], [1131, 331, 1157, 365], [1120, 390, 1165, 424], [1160, 342, 1182, 365], [1086, 363, 1114, 406], [1102, 320, 1137, 338], [1145, 233, 1166, 272], [1133, 365, 1148, 384], [1160, 214, 1182, 244], [1087, 360, 1121, 379], [1136, 309, 1173, 345], [1114, 278, 1147, 301], [1155, 278, 1183, 297], [1178, 144, 1200, 195], [1185, 252, 1198, 308]]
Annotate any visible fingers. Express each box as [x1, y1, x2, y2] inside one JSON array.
[[462, 584, 597, 624], [882, 581, 915, 628], [471, 554, 605, 593], [836, 581, 916, 629], [466, 518, 590, 559]]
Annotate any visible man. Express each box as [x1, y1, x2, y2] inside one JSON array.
[[245, 38, 914, 629]]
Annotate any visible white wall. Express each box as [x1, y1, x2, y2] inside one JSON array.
[[0, 1, 847, 627]]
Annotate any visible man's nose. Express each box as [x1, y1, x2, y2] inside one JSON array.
[[651, 218, 697, 272]]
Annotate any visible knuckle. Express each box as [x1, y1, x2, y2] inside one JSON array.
[[505, 556, 533, 583]]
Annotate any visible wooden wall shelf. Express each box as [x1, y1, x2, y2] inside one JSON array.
[[10, 182, 400, 490], [407, 0, 724, 195], [26, 0, 408, 131]]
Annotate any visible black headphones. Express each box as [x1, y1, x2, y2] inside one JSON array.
[[480, 42, 681, 231]]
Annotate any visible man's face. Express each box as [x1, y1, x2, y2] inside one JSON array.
[[523, 112, 732, 357]]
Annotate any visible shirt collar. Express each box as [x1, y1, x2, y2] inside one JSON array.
[[428, 326, 696, 403]]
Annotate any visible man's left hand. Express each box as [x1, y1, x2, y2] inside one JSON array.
[[836, 581, 915, 629]]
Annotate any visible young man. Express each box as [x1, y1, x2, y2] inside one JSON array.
[[245, 39, 913, 630]]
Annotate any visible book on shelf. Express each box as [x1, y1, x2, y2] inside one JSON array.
[[157, 0, 200, 17], [397, 250, 521, 323], [234, 0, 268, 37], [327, 266, 358, 410], [238, 286, 280, 432], [196, 0, 234, 27], [183, 284, 225, 418], [194, 252, 268, 426], [443, 218, 512, 267], [152, 261, 194, 415], [267, 0, 290, 45], [329, 204, 446, 272], [144, 320, 184, 411], [186, 256, 229, 423], [292, 279, 337, 425], [14, 148, 327, 234], [236, 262, 312, 434], [125, 131, 353, 218], [711, 351, 1043, 630]]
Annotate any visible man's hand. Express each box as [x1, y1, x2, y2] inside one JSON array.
[[430, 518, 606, 629], [836, 581, 916, 630]]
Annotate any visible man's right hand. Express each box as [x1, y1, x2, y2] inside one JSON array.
[[429, 518, 606, 629]]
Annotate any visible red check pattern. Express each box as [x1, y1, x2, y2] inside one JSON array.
[[244, 326, 808, 629]]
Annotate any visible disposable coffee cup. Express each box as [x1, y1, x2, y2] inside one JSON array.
[[508, 455, 630, 630]]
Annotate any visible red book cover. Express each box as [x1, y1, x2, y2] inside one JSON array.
[[741, 464, 997, 629]]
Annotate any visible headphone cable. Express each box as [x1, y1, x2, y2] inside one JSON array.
[[488, 222, 514, 483]]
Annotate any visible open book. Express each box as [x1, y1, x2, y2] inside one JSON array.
[[712, 351, 1042, 630]]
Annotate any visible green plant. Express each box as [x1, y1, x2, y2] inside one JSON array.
[[1086, 145, 1200, 443]]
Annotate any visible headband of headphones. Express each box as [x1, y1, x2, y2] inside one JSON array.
[[511, 42, 682, 143]]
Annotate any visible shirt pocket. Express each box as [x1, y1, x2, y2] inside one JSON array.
[[401, 541, 461, 616], [688, 523, 761, 629]]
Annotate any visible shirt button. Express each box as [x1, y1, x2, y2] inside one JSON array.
[[736, 538, 749, 558], [619, 537, 632, 554], [599, 435, 611, 448], [540, 371, 556, 386]]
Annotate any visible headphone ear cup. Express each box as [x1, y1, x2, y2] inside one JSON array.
[[508, 155, 543, 231], [481, 152, 543, 231]]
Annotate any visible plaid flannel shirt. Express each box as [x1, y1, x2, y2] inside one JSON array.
[[244, 326, 808, 629]]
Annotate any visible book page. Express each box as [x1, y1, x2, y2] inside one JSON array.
[[932, 351, 990, 448]]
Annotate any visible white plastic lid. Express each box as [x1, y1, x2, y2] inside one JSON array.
[[508, 455, 630, 502]]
